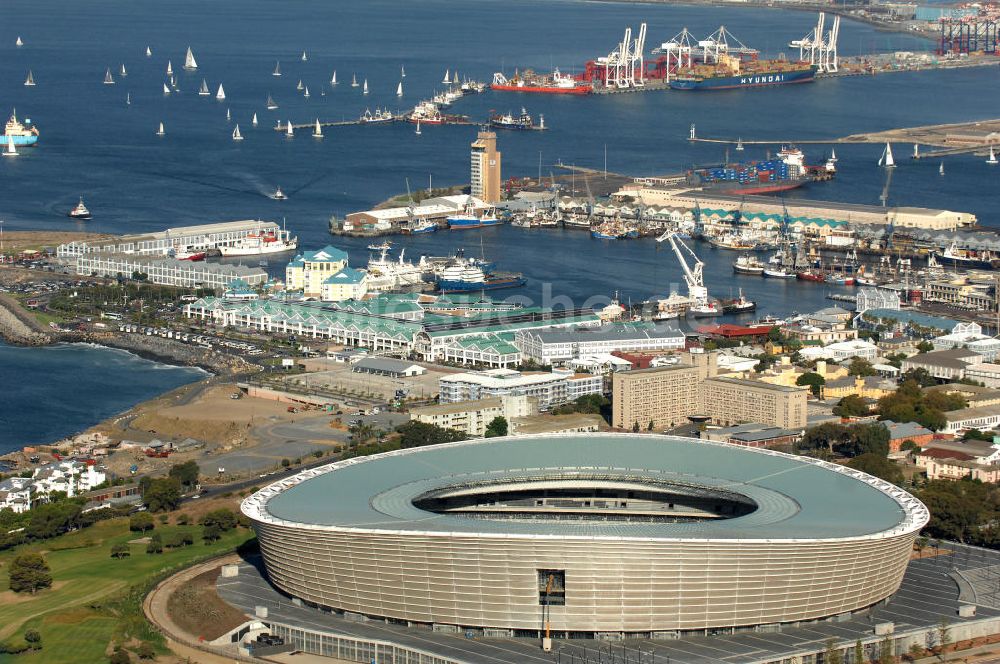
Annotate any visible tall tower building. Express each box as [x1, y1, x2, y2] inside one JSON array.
[[470, 131, 501, 204]]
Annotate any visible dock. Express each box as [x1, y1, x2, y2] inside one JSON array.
[[276, 115, 547, 132]]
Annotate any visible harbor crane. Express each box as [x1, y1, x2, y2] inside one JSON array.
[[600, 23, 647, 88], [797, 12, 840, 73], [656, 230, 709, 307]]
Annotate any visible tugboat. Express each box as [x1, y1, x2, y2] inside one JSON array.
[[489, 108, 533, 130], [67, 198, 91, 220], [721, 290, 757, 314], [269, 186, 287, 200]]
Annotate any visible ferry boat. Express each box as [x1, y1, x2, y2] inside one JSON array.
[[670, 55, 817, 91], [447, 204, 501, 229], [2, 111, 39, 147], [67, 198, 91, 220], [218, 226, 297, 256], [732, 253, 764, 275], [491, 69, 591, 95], [489, 108, 533, 130]]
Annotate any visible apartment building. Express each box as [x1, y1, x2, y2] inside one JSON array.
[[611, 364, 703, 430], [409, 395, 538, 436], [700, 377, 808, 430], [438, 369, 602, 411]]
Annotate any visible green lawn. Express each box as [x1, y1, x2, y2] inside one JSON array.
[[0, 518, 253, 663]]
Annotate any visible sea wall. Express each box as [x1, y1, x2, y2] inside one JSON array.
[[0, 294, 51, 346]]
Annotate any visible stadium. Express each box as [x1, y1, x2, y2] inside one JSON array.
[[242, 433, 929, 637]]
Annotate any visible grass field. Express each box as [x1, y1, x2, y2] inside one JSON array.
[[0, 517, 253, 663]]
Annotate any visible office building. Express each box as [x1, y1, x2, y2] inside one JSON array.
[[471, 131, 501, 204]]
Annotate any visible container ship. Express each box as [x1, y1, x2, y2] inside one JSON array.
[[670, 54, 816, 91], [688, 147, 833, 195], [491, 69, 591, 95], [2, 111, 39, 146]]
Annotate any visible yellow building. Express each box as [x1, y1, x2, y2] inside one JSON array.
[[285, 246, 350, 298], [823, 375, 896, 401], [759, 358, 847, 388], [471, 131, 501, 204], [320, 267, 369, 302]]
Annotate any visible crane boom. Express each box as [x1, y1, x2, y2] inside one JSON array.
[[656, 231, 708, 304]]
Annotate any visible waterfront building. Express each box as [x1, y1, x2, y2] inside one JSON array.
[[409, 395, 538, 436], [515, 322, 685, 365], [285, 246, 350, 298], [76, 253, 267, 289], [900, 348, 984, 381], [439, 369, 603, 411], [930, 322, 1000, 362], [440, 333, 522, 368], [56, 219, 285, 257], [856, 288, 901, 314], [321, 267, 368, 302], [925, 278, 995, 310], [223, 279, 260, 301], [470, 131, 501, 204], [344, 195, 488, 229]]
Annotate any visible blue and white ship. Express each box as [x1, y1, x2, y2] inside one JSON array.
[[447, 203, 501, 229], [435, 263, 525, 293], [2, 111, 39, 147]]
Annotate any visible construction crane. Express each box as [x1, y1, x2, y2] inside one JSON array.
[[656, 231, 709, 307]]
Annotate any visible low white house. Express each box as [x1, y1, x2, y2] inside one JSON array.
[[0, 460, 106, 513], [798, 339, 878, 363]]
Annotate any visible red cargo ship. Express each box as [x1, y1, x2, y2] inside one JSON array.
[[491, 69, 591, 95]]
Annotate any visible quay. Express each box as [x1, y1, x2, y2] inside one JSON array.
[[277, 116, 548, 132], [55, 219, 285, 258]]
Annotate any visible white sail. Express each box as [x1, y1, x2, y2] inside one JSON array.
[[304, 86, 310, 98], [156, 122, 165, 136], [199, 79, 209, 95], [126, 92, 131, 105], [442, 69, 449, 84], [313, 118, 323, 138], [252, 112, 259, 126], [233, 124, 243, 141], [4, 136, 17, 157], [331, 71, 337, 85], [104, 68, 115, 85], [415, 120, 421, 135], [452, 71, 459, 84], [913, 144, 919, 158], [301, 51, 308, 61], [266, 94, 278, 110], [363, 79, 368, 95], [273, 61, 281, 77], [120, 63, 127, 77], [296, 79, 303, 90], [401, 65, 406, 78], [145, 46, 152, 57], [396, 81, 403, 96], [166, 60, 173, 76], [939, 162, 945, 175], [226, 107, 231, 121], [24, 71, 35, 87], [15, 36, 23, 48], [216, 83, 226, 100], [989, 146, 998, 165], [351, 73, 358, 87], [880, 142, 895, 168], [286, 120, 294, 137], [184, 46, 198, 70], [163, 82, 171, 94]]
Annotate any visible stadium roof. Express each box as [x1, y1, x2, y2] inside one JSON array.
[[247, 433, 926, 542]]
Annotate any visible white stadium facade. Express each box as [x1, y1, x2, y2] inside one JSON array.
[[242, 433, 928, 638]]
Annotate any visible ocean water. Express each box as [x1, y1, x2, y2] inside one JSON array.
[[0, 343, 205, 453]]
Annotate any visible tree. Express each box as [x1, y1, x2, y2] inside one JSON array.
[[963, 428, 994, 442], [111, 543, 131, 559], [797, 422, 850, 454], [202, 523, 222, 543], [848, 357, 877, 377], [833, 394, 869, 418], [916, 340, 934, 353], [141, 478, 181, 512], [201, 508, 238, 532], [900, 439, 921, 453], [176, 513, 189, 526], [902, 367, 936, 387], [129, 512, 154, 532], [484, 416, 508, 438], [136, 642, 156, 660], [878, 636, 894, 664], [168, 460, 200, 489], [937, 618, 952, 658], [823, 639, 843, 664], [8, 553, 52, 594], [840, 422, 890, 458], [109, 647, 131, 664], [23, 629, 41, 650], [280, 458, 291, 468], [395, 421, 467, 449], [796, 372, 826, 397], [847, 453, 904, 485], [145, 532, 163, 554], [924, 390, 967, 413], [26, 502, 82, 540], [632, 421, 640, 433], [854, 640, 864, 664]]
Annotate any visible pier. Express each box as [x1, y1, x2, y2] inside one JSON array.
[[276, 115, 547, 132]]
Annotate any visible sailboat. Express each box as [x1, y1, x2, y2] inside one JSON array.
[[913, 144, 919, 158], [120, 64, 127, 77], [252, 112, 259, 127], [312, 118, 323, 138], [145, 46, 152, 57], [452, 71, 460, 84], [442, 69, 450, 84], [23, 71, 35, 87], [126, 92, 131, 105], [351, 73, 359, 87], [226, 108, 231, 121], [166, 60, 173, 76], [301, 51, 308, 62], [830, 147, 837, 162], [396, 81, 403, 97], [296, 79, 303, 91], [401, 65, 406, 78], [273, 61, 281, 77], [878, 142, 895, 168], [15, 36, 23, 48], [156, 122, 165, 136], [363, 79, 368, 95], [198, 79, 210, 96], [415, 120, 421, 136], [285, 120, 294, 137], [216, 83, 226, 100], [988, 146, 998, 165], [939, 162, 945, 176], [184, 47, 198, 71], [104, 68, 115, 85], [4, 136, 18, 157], [735, 137, 744, 151], [232, 124, 243, 141], [331, 71, 338, 86], [266, 94, 278, 110], [303, 86, 310, 98], [162, 83, 171, 95]]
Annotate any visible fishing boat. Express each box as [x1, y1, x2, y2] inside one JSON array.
[[489, 108, 534, 130], [232, 124, 243, 141], [988, 146, 998, 165], [403, 218, 436, 234], [252, 113, 259, 127], [878, 142, 895, 168], [825, 273, 855, 286], [763, 267, 796, 279], [732, 253, 764, 275], [166, 60, 173, 76], [120, 63, 127, 77], [707, 234, 757, 250], [331, 71, 337, 85], [104, 68, 115, 85], [363, 79, 369, 94], [266, 94, 278, 110], [23, 71, 35, 87], [156, 122, 165, 136], [198, 79, 210, 96], [396, 81, 403, 97], [368, 240, 392, 251], [360, 108, 394, 123], [273, 61, 281, 77], [216, 84, 225, 100], [351, 73, 359, 87], [447, 203, 501, 229], [184, 47, 198, 71], [312, 119, 323, 138], [796, 270, 825, 282], [3, 137, 18, 157], [68, 198, 91, 220], [269, 186, 287, 200], [689, 302, 722, 318]]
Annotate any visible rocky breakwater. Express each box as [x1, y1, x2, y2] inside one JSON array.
[[0, 294, 52, 345], [81, 331, 258, 376]]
